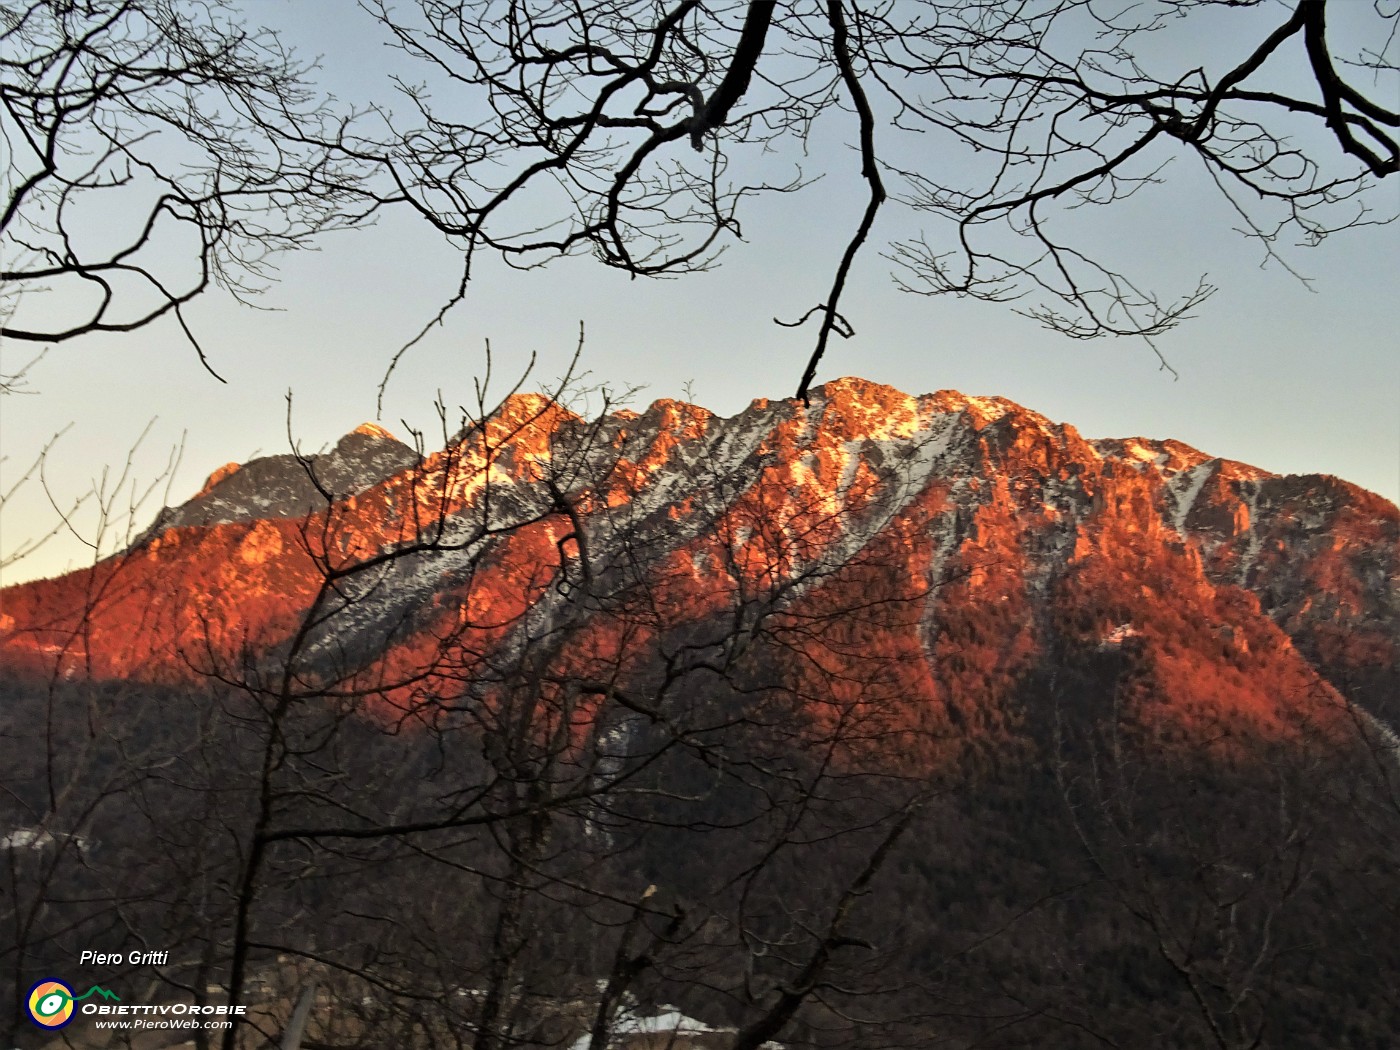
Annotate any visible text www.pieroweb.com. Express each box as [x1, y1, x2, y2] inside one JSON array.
[[95, 1017, 233, 1031], [86, 1003, 245, 1030]]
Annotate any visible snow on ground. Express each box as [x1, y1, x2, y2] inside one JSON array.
[[566, 1005, 734, 1050]]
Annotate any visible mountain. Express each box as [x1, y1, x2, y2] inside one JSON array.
[[152, 421, 420, 532], [4, 377, 1399, 1050], [2, 376, 1394, 744]]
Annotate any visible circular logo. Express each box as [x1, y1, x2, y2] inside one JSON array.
[[27, 979, 75, 1029]]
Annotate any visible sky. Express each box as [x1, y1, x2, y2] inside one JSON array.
[[1, 0, 1396, 587]]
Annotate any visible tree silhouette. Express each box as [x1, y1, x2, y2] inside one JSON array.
[[0, 0, 366, 374], [4, 2, 1394, 393], [344, 0, 1397, 396]]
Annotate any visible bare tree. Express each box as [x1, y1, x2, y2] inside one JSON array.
[[0, 0, 367, 373], [6, 2, 1392, 394], [344, 0, 1397, 397]]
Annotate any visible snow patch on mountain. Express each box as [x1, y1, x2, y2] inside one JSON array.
[[1169, 461, 1214, 535]]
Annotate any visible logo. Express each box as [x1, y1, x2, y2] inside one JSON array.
[[26, 979, 120, 1029]]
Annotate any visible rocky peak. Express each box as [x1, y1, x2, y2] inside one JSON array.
[[351, 422, 399, 441], [154, 424, 419, 532]]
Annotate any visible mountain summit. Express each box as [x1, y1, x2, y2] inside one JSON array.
[[2, 377, 1395, 742]]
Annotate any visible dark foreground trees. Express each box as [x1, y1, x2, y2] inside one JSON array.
[[7, 653, 1400, 1048]]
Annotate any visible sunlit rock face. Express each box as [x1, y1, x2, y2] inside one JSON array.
[[1, 378, 1394, 749]]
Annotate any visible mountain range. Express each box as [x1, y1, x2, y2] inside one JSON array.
[[1, 376, 1394, 746]]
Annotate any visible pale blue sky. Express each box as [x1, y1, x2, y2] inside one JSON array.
[[1, 1, 1396, 585]]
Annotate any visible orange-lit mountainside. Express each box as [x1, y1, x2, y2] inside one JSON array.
[[2, 378, 1395, 745]]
